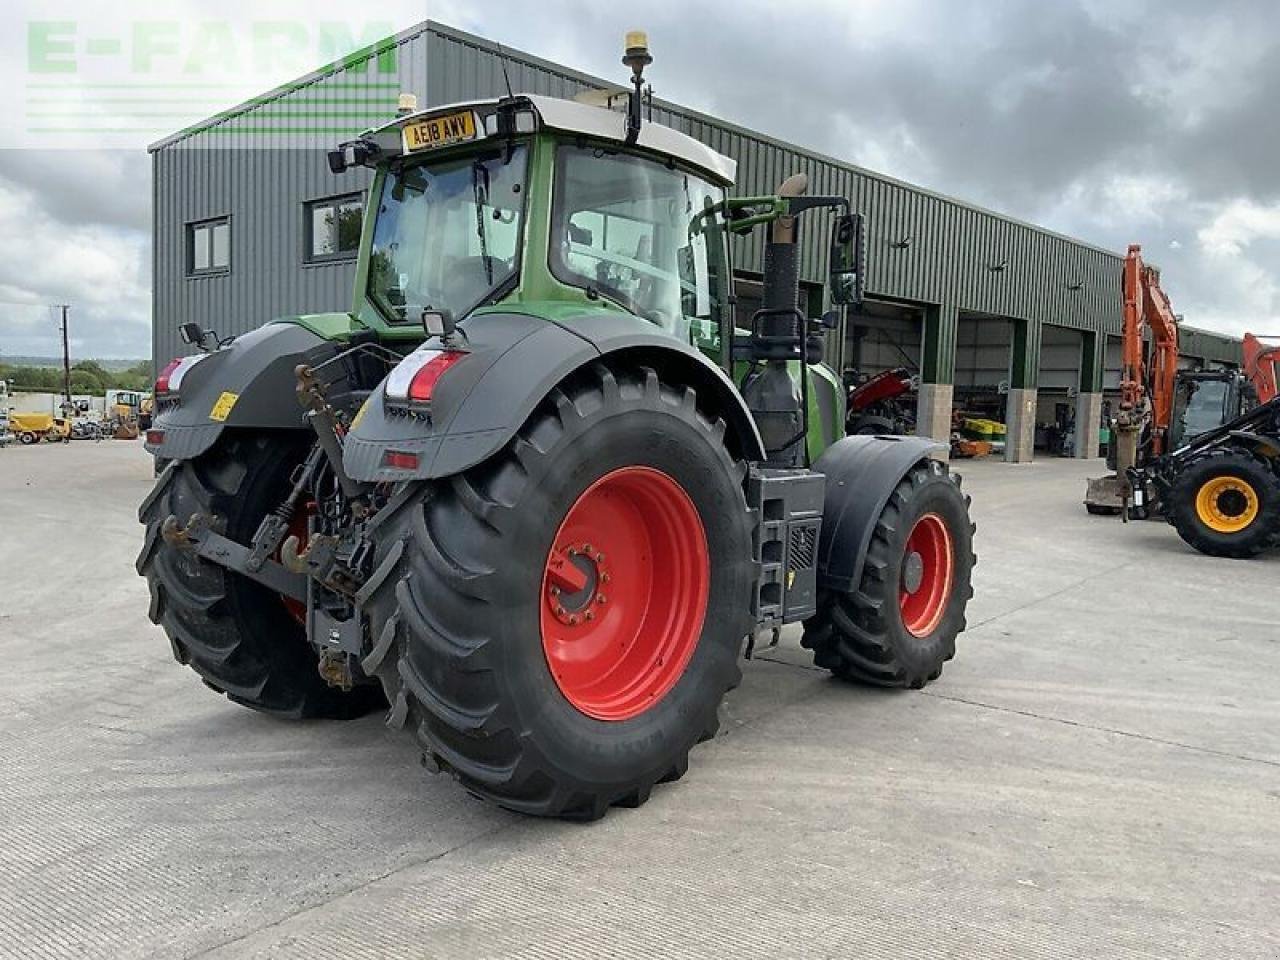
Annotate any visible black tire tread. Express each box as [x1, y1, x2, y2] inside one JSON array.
[[1166, 448, 1280, 558], [363, 363, 750, 820], [137, 435, 383, 719], [801, 460, 976, 688]]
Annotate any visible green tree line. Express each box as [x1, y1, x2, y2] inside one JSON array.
[[0, 359, 153, 395]]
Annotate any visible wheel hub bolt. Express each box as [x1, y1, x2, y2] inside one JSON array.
[[597, 594, 607, 605]]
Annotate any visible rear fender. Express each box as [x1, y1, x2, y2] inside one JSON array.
[[145, 323, 338, 461], [1224, 430, 1280, 460], [344, 309, 765, 483], [814, 435, 947, 593]]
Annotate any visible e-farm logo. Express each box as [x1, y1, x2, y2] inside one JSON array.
[[23, 19, 401, 146]]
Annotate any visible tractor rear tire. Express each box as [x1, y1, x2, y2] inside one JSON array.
[[801, 460, 974, 688], [137, 433, 385, 718], [1167, 450, 1280, 558], [362, 364, 755, 820]]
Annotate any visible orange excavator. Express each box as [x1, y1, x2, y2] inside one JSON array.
[[1085, 244, 1272, 514]]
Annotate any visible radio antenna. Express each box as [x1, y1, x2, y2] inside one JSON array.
[[494, 40, 515, 99]]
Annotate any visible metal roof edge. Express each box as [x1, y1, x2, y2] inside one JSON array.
[[1178, 323, 1244, 346]]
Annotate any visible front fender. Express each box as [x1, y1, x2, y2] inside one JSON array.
[[145, 323, 337, 461], [344, 308, 766, 483], [814, 435, 947, 593]]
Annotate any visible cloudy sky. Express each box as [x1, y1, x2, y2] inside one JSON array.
[[1, 0, 1277, 360]]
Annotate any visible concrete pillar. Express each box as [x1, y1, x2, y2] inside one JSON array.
[[916, 382, 954, 444], [1074, 330, 1105, 458], [1074, 391, 1102, 458], [1004, 317, 1041, 463], [1004, 387, 1037, 462]]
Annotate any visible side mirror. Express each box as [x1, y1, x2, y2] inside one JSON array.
[[178, 321, 203, 346], [829, 212, 866, 306]]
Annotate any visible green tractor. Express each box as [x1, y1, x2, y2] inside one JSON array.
[[139, 35, 975, 819]]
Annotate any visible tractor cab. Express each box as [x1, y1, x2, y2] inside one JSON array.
[[330, 92, 737, 363]]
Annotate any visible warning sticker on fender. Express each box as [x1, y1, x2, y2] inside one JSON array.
[[351, 397, 370, 430], [209, 391, 239, 422]]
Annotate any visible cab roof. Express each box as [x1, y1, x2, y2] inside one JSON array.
[[366, 94, 737, 186]]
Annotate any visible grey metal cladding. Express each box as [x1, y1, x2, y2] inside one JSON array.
[[151, 20, 1243, 374]]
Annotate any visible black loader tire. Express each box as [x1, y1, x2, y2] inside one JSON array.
[[361, 364, 755, 820], [1167, 450, 1280, 558], [801, 459, 975, 688], [137, 432, 385, 718]]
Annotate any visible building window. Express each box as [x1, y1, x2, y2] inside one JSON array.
[[187, 217, 230, 276], [306, 193, 363, 263]]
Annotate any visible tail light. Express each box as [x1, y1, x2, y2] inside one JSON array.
[[384, 349, 467, 405], [381, 450, 420, 470], [155, 354, 206, 394]]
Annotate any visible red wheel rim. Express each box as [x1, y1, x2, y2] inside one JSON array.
[[540, 466, 709, 721], [899, 513, 955, 638]]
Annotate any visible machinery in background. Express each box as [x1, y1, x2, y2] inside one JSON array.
[[845, 366, 916, 435], [104, 390, 147, 440], [0, 379, 11, 447], [1129, 395, 1280, 557], [7, 411, 71, 444], [1085, 245, 1265, 515]]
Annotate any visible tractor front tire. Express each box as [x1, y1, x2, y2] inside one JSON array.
[[137, 433, 384, 718], [362, 364, 755, 820], [1167, 450, 1280, 558], [802, 460, 975, 688]]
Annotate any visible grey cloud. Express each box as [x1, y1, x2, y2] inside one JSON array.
[[0, 150, 151, 235]]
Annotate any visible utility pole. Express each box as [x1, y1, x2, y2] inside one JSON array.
[[57, 304, 71, 405]]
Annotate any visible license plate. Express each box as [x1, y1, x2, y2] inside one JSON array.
[[402, 111, 477, 152]]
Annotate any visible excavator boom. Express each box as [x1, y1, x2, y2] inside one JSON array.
[[1244, 333, 1279, 404]]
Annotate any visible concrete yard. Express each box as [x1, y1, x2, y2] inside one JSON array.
[[0, 440, 1276, 959]]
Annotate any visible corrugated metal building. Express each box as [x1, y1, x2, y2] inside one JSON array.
[[150, 20, 1243, 461]]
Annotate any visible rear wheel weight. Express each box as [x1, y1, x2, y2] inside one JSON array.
[[1168, 450, 1280, 558], [362, 364, 755, 820], [801, 459, 975, 688]]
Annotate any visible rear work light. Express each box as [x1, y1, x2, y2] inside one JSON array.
[[384, 349, 467, 404], [155, 354, 206, 394]]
